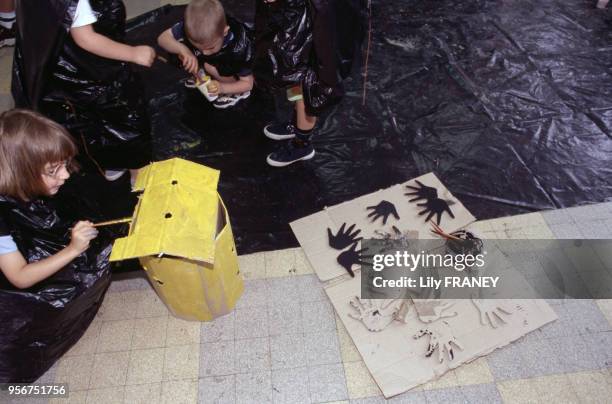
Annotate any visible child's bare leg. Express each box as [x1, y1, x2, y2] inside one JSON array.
[[129, 169, 139, 185], [0, 0, 15, 13], [295, 98, 316, 131]]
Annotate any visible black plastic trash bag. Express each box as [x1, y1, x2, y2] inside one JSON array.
[[12, 0, 151, 172], [255, 0, 366, 115], [0, 175, 116, 383], [175, 14, 255, 78]]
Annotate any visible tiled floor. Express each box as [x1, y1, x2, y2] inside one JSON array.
[[1, 202, 604, 404], [1, 1, 611, 403]]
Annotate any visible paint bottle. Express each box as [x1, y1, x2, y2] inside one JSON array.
[[196, 70, 218, 102]]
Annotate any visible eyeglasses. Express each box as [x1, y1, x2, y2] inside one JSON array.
[[43, 159, 72, 178]]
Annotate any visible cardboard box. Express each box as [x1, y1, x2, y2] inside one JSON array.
[[291, 173, 476, 281], [110, 158, 244, 321]]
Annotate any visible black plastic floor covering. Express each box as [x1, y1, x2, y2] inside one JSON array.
[[126, 0, 612, 254]]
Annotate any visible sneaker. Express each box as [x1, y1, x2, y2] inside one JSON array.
[[266, 139, 315, 167], [104, 169, 127, 181], [0, 24, 15, 48], [183, 78, 197, 88], [212, 91, 251, 109], [263, 122, 297, 140]]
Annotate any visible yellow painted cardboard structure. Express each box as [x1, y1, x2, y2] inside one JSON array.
[[110, 158, 243, 321]]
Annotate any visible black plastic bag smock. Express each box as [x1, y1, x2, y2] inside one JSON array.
[[255, 0, 366, 116], [0, 184, 113, 383], [179, 15, 254, 78], [11, 0, 151, 171]]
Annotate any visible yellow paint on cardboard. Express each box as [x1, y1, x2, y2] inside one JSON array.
[[110, 158, 243, 321]]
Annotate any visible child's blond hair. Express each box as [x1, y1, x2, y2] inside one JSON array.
[[0, 109, 78, 201], [185, 0, 227, 46]]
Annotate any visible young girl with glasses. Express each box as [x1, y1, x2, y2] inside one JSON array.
[[0, 109, 99, 289]]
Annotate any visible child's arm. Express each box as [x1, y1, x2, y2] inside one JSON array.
[[208, 75, 254, 96], [204, 63, 254, 95], [157, 28, 198, 75], [71, 24, 156, 67], [0, 221, 98, 289]]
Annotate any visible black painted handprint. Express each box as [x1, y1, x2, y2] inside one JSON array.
[[417, 198, 455, 225], [327, 223, 362, 250], [404, 180, 438, 202], [337, 243, 372, 277], [366, 200, 400, 225]]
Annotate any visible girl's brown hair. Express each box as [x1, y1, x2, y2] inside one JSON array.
[[0, 109, 78, 201]]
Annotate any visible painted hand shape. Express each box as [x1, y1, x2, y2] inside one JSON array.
[[414, 320, 464, 363], [327, 223, 362, 250], [367, 200, 400, 225], [348, 297, 402, 332], [471, 298, 512, 328], [417, 198, 455, 225], [404, 180, 438, 202], [337, 243, 372, 277]]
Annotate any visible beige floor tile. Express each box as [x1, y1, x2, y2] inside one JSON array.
[[568, 370, 612, 403], [166, 316, 201, 346], [0, 93, 14, 114], [50, 390, 88, 404], [127, 348, 165, 385], [161, 379, 198, 404], [595, 299, 612, 327], [336, 315, 361, 363], [97, 319, 135, 353], [454, 358, 494, 386], [125, 0, 160, 19], [420, 369, 458, 391], [136, 289, 170, 318], [265, 248, 298, 278], [160, 0, 190, 6], [163, 344, 200, 381], [530, 373, 579, 403], [294, 248, 315, 275], [66, 319, 102, 356], [55, 355, 94, 391], [86, 386, 125, 404], [0, 48, 12, 94], [124, 382, 162, 404], [132, 317, 168, 349], [344, 360, 381, 399], [90, 351, 130, 388], [98, 290, 143, 321], [238, 252, 266, 280], [497, 378, 540, 404]]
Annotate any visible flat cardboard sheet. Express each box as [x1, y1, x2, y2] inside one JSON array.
[[291, 173, 476, 281], [325, 272, 558, 398]]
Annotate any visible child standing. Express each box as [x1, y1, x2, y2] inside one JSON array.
[[256, 0, 364, 167], [0, 109, 100, 289], [157, 0, 254, 109]]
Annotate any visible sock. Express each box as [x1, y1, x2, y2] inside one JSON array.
[[0, 12, 15, 29], [295, 127, 313, 144]]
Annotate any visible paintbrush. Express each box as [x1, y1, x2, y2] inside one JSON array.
[[93, 217, 132, 228]]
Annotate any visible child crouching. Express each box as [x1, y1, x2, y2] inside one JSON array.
[[158, 0, 254, 109]]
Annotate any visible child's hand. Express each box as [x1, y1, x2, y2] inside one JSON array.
[[207, 80, 222, 96], [69, 221, 98, 255], [178, 48, 199, 75], [131, 45, 156, 67]]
